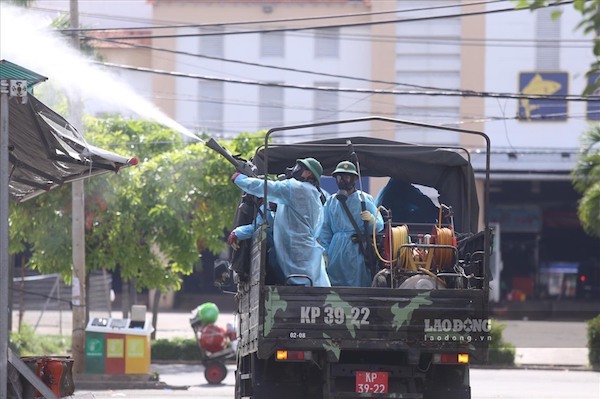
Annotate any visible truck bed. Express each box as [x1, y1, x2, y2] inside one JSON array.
[[240, 284, 488, 361], [236, 231, 489, 363]]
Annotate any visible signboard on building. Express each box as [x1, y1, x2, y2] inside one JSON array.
[[518, 72, 568, 121]]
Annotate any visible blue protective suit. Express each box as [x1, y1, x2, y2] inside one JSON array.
[[233, 205, 282, 283], [234, 175, 331, 287], [319, 190, 383, 287], [232, 206, 273, 241]]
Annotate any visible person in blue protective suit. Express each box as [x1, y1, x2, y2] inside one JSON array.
[[227, 199, 284, 284], [319, 161, 384, 287], [231, 158, 331, 287]]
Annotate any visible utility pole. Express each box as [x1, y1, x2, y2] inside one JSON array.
[[1, 78, 10, 399], [70, 0, 86, 375]]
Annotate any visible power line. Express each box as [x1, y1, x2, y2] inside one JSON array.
[[328, 35, 592, 48], [57, 0, 505, 33], [149, 89, 495, 121], [86, 36, 463, 93], [86, 28, 593, 50], [87, 37, 594, 100], [96, 1, 575, 40], [37, 2, 590, 48], [255, 109, 597, 141], [28, 6, 163, 26], [51, 9, 592, 50], [97, 61, 599, 102]]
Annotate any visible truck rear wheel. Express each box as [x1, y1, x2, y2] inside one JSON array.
[[423, 365, 470, 399], [237, 353, 324, 398]]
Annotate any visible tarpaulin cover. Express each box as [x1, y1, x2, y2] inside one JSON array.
[[7, 95, 133, 202]]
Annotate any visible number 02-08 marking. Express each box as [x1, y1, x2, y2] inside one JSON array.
[[322, 306, 370, 325]]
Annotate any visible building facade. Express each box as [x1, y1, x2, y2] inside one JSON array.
[[482, 3, 598, 300], [31, 0, 599, 302]]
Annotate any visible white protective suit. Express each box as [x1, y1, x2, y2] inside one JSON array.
[[233, 174, 331, 287], [319, 190, 383, 287]]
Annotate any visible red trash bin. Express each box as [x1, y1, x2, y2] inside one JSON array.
[[20, 356, 74, 398]]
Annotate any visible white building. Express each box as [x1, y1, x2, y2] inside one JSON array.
[[13, 0, 599, 300], [481, 3, 598, 301]]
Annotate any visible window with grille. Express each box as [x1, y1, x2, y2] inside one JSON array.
[[199, 26, 224, 57], [198, 81, 224, 135], [259, 84, 284, 129], [313, 82, 339, 137], [261, 31, 285, 57], [315, 28, 339, 58]]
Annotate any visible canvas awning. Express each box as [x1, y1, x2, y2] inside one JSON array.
[[1, 59, 136, 202], [7, 94, 137, 202]]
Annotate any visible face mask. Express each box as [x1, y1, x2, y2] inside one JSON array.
[[284, 166, 294, 179], [335, 174, 355, 190], [291, 164, 307, 182]]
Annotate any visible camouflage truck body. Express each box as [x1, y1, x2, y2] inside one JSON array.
[[226, 118, 491, 399], [235, 228, 488, 399]]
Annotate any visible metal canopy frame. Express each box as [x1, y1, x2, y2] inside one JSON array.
[[1, 61, 133, 399], [0, 60, 50, 399]]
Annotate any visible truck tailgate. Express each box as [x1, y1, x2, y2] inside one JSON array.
[[257, 285, 489, 360]]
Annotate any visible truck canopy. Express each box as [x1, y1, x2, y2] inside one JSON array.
[[253, 136, 479, 233]]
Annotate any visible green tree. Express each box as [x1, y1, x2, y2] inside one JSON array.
[[9, 115, 263, 293], [572, 127, 600, 239]]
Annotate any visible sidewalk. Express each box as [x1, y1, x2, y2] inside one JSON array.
[[491, 299, 600, 321], [513, 348, 589, 368], [500, 319, 589, 368], [11, 310, 591, 368]]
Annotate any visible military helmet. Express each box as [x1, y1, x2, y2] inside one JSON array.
[[297, 157, 323, 180], [333, 161, 358, 176]]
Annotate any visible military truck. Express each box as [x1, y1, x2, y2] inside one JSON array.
[[216, 117, 491, 399]]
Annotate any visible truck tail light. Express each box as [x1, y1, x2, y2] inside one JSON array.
[[432, 353, 469, 364], [276, 350, 311, 362]]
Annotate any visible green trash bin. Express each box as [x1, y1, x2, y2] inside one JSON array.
[[84, 316, 154, 375], [85, 331, 105, 374]]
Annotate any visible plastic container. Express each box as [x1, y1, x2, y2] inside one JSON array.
[[20, 356, 74, 398], [194, 302, 220, 326]]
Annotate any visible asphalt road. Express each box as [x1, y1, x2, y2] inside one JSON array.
[[13, 310, 596, 398], [69, 366, 600, 399]]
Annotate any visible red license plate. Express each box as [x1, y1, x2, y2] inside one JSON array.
[[355, 371, 389, 394]]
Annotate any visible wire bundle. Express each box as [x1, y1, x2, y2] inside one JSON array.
[[432, 226, 455, 270], [372, 205, 456, 274], [390, 225, 413, 271]]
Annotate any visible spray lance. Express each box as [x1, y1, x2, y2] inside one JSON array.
[[205, 138, 259, 280], [346, 140, 376, 277], [206, 137, 257, 177]]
